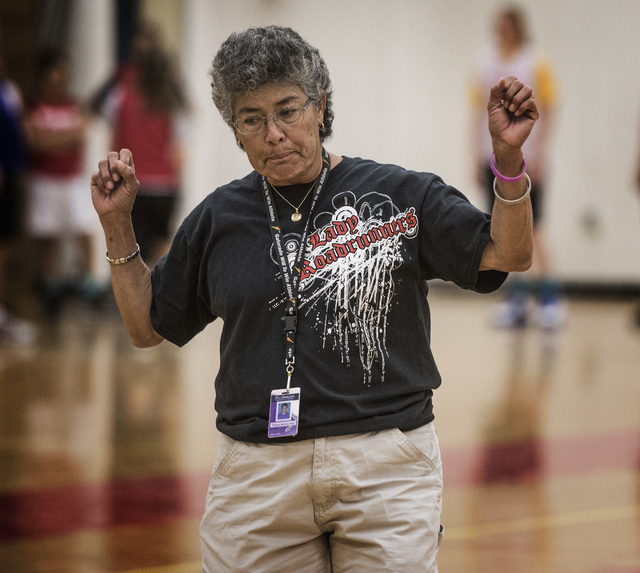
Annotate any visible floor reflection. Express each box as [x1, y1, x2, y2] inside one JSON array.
[[476, 330, 557, 484], [0, 309, 209, 543]]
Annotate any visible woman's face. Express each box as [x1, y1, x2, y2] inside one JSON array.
[[233, 83, 325, 186]]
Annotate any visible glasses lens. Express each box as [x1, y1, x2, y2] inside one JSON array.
[[276, 106, 304, 126], [236, 117, 263, 135], [235, 101, 309, 135]]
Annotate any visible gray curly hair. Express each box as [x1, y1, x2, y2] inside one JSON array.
[[209, 25, 334, 142]]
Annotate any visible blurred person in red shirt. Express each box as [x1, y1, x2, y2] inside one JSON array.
[[24, 47, 101, 319], [91, 22, 189, 267]]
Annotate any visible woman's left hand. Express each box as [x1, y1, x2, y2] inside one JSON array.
[[488, 76, 538, 154]]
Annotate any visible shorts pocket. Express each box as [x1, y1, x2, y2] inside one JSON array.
[[210, 434, 247, 482], [392, 424, 441, 474]]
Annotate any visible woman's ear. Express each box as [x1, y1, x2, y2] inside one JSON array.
[[317, 92, 327, 124]]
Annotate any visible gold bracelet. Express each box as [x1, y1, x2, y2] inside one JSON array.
[[106, 243, 140, 265]]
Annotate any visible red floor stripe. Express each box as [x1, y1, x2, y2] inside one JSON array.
[[1, 429, 638, 542], [0, 473, 211, 542], [442, 429, 640, 487]]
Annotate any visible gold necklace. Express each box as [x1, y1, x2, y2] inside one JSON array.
[[269, 180, 316, 222]]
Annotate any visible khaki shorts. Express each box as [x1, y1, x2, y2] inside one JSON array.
[[200, 423, 444, 572]]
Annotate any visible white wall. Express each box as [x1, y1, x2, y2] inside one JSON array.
[[82, 0, 640, 285]]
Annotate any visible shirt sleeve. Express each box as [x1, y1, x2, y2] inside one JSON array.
[[468, 73, 486, 110], [150, 208, 217, 346], [535, 55, 558, 107], [418, 175, 507, 292]]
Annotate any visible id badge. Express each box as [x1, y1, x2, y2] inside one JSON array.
[[268, 388, 300, 438]]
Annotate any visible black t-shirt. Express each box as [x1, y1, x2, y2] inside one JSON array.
[[151, 156, 506, 443]]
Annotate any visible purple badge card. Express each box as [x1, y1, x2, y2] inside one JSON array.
[[268, 388, 300, 438]]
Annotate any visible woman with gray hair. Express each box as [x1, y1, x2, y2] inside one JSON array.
[[91, 25, 537, 572]]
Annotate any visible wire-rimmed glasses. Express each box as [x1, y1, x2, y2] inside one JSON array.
[[233, 97, 313, 135]]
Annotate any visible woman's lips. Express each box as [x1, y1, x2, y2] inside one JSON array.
[[269, 150, 295, 162]]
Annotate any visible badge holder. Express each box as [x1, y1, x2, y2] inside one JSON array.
[[268, 351, 300, 438], [262, 149, 331, 440], [268, 387, 301, 438]]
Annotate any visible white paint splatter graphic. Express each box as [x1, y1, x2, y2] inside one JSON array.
[[277, 190, 419, 386]]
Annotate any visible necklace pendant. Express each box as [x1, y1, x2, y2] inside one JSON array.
[[291, 211, 302, 222]]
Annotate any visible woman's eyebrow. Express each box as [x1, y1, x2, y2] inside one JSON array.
[[236, 95, 302, 115]]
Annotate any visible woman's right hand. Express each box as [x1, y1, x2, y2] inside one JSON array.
[[90, 148, 140, 221]]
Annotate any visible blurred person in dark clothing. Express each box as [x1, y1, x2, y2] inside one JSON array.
[[0, 46, 34, 345]]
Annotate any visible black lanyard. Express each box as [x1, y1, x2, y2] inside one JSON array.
[[261, 148, 330, 388]]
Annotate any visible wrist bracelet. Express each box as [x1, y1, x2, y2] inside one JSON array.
[[493, 173, 532, 205], [106, 243, 140, 265], [490, 152, 526, 182]]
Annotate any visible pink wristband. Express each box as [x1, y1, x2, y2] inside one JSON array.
[[490, 152, 526, 182]]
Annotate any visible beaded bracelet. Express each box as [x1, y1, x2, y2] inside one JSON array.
[[493, 173, 532, 205], [106, 243, 140, 265], [490, 152, 526, 183]]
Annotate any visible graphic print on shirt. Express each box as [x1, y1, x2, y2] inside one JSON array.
[[270, 189, 418, 385]]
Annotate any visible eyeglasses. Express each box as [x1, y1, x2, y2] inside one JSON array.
[[233, 97, 313, 135]]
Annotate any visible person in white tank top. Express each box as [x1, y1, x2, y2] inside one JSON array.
[[470, 5, 564, 330]]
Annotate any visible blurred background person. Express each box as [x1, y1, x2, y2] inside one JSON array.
[[0, 45, 33, 345], [635, 114, 640, 328], [90, 22, 189, 267], [470, 4, 562, 330], [24, 47, 100, 320]]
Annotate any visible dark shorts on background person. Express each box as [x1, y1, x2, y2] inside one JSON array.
[[131, 192, 178, 258], [0, 176, 20, 240], [483, 164, 543, 225]]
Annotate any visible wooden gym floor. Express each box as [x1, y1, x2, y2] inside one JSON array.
[[1, 287, 639, 572]]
